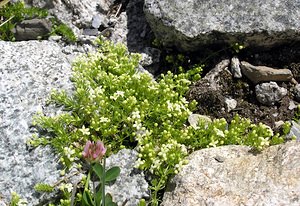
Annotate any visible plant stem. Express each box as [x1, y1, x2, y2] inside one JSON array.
[[0, 15, 14, 27], [102, 157, 106, 206], [90, 164, 96, 206]]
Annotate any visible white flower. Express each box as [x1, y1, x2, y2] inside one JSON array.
[[100, 117, 109, 123], [63, 147, 75, 159], [59, 183, 73, 193], [79, 125, 90, 135], [131, 110, 141, 119], [259, 136, 270, 147], [214, 128, 225, 138], [180, 97, 189, 104], [17, 200, 28, 206], [133, 121, 142, 130], [110, 90, 125, 100], [115, 90, 124, 97], [166, 100, 173, 111]]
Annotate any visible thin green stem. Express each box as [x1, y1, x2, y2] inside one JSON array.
[[0, 15, 14, 27], [90, 164, 97, 206], [102, 157, 106, 206]]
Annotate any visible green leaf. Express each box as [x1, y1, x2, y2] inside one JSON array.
[[82, 190, 95, 206], [82, 171, 96, 206], [105, 166, 120, 182], [105, 193, 117, 206], [95, 188, 102, 206], [93, 163, 104, 181]]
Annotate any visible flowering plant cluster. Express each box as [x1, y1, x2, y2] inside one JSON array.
[[30, 38, 290, 205]]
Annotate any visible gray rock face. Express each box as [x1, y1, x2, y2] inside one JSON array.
[[241, 61, 293, 84], [92, 13, 109, 29], [162, 141, 300, 206], [255, 82, 288, 106], [0, 41, 73, 205], [144, 0, 300, 51], [106, 149, 149, 206], [13, 19, 52, 41]]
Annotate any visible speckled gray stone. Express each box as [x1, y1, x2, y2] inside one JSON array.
[[0, 40, 73, 205], [105, 149, 149, 206], [255, 82, 287, 106], [162, 141, 300, 206], [144, 0, 300, 51]]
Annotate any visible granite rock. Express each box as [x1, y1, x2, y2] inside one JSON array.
[[162, 141, 300, 206], [105, 149, 149, 206], [255, 82, 288, 106], [144, 0, 300, 52], [0, 40, 73, 205]]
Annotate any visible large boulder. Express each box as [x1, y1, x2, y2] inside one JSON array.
[[0, 40, 72, 205], [144, 0, 300, 52], [162, 141, 300, 206]]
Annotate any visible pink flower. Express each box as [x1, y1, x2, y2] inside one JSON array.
[[82, 140, 106, 162]]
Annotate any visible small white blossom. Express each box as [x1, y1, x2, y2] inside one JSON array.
[[214, 128, 225, 138], [63, 147, 75, 159], [59, 183, 73, 193], [131, 110, 141, 119], [133, 121, 142, 130], [79, 125, 90, 135], [166, 101, 173, 111], [111, 90, 125, 100], [100, 117, 109, 123]]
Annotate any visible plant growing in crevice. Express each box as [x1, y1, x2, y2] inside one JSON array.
[[0, 1, 47, 40], [29, 38, 290, 206], [0, 1, 76, 42]]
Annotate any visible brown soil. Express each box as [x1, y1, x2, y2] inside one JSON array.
[[187, 62, 300, 131]]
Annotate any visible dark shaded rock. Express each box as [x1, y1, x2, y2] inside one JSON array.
[[293, 84, 300, 102], [13, 19, 52, 41], [241, 61, 293, 84], [144, 0, 300, 52]]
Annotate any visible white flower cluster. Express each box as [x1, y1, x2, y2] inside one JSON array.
[[110, 90, 125, 100]]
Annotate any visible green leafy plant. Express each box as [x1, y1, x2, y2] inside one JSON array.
[[165, 53, 203, 82], [9, 192, 27, 206], [30, 38, 289, 205], [50, 19, 77, 43], [34, 183, 54, 193]]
